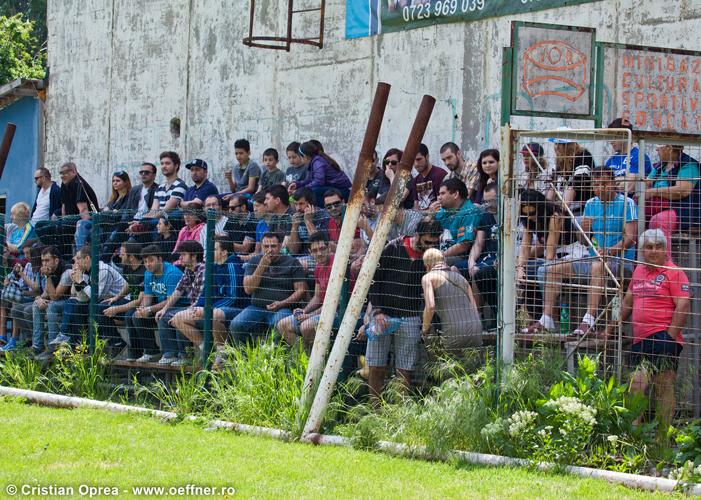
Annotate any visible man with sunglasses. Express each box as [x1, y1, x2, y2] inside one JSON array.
[[223, 194, 256, 255], [366, 219, 443, 400], [30, 167, 61, 225]]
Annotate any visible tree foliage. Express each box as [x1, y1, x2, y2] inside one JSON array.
[[0, 13, 45, 86], [0, 0, 46, 48]]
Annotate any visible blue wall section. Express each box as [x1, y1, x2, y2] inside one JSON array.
[[0, 97, 41, 215]]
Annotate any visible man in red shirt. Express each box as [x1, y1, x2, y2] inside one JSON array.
[[606, 228, 690, 429], [276, 232, 334, 350]]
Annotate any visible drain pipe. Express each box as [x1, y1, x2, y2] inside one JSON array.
[[2, 385, 699, 495]]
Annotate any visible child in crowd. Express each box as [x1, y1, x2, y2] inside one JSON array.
[[258, 148, 286, 191]]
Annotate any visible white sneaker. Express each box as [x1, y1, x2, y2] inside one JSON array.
[[158, 355, 178, 365], [170, 358, 189, 367], [135, 353, 160, 363], [48, 334, 70, 346]]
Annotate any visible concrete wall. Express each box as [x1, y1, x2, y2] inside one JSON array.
[[45, 0, 701, 201], [0, 97, 42, 212]]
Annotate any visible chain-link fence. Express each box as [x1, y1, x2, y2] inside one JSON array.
[[502, 127, 701, 421]]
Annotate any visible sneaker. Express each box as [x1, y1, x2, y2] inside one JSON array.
[[0, 338, 17, 351], [170, 358, 189, 367], [48, 334, 71, 346], [135, 353, 160, 363], [158, 355, 178, 365]]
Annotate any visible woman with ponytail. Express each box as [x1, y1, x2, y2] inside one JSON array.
[[289, 141, 352, 206]]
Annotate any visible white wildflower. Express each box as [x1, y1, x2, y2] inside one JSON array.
[[544, 396, 597, 426], [607, 435, 619, 444], [508, 410, 538, 437]]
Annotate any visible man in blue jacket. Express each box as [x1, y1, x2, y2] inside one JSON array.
[[170, 236, 247, 368]]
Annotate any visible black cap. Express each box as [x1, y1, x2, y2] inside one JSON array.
[[185, 159, 208, 170]]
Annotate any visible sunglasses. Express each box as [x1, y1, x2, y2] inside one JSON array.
[[325, 201, 343, 209], [34, 176, 44, 181], [383, 159, 399, 166], [227, 204, 245, 210], [139, 170, 156, 175]]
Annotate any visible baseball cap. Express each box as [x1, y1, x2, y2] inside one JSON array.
[[185, 159, 208, 170], [520, 142, 544, 157], [547, 126, 576, 144]]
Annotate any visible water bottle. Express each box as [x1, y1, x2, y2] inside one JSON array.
[[367, 316, 402, 341], [560, 303, 571, 335]]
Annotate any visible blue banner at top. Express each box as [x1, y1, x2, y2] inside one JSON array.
[[345, 0, 602, 39], [346, 0, 382, 38]]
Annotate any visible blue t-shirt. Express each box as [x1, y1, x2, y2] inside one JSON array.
[[255, 219, 270, 243], [183, 179, 219, 203], [144, 262, 184, 303], [584, 193, 638, 261], [605, 146, 652, 178]]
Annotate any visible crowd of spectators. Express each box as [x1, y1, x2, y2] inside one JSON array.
[[0, 123, 698, 406]]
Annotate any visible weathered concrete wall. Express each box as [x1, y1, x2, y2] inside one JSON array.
[[45, 0, 700, 200]]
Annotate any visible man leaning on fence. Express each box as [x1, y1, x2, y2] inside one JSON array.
[[604, 228, 690, 432], [526, 167, 638, 336], [366, 219, 443, 400]]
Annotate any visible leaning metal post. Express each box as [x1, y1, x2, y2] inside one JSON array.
[[300, 82, 391, 413], [202, 210, 215, 369], [302, 95, 436, 437]]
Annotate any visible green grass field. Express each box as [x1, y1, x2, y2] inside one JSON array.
[[0, 398, 673, 498]]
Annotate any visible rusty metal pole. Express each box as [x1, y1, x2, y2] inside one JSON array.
[[300, 82, 391, 415], [303, 95, 436, 437], [0, 123, 17, 180]]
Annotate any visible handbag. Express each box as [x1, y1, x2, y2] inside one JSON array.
[[1, 276, 23, 303]]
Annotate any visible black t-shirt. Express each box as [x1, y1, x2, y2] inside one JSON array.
[[61, 175, 100, 215], [244, 254, 306, 308], [368, 238, 425, 317], [41, 260, 66, 292], [225, 214, 257, 245], [477, 212, 498, 258], [123, 264, 145, 301]]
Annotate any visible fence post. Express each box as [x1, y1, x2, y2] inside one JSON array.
[[300, 82, 391, 413], [202, 210, 215, 369], [499, 125, 515, 368], [89, 212, 100, 352], [303, 95, 436, 437]]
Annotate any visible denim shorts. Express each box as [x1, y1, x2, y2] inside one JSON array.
[[630, 331, 683, 373], [570, 256, 632, 278]]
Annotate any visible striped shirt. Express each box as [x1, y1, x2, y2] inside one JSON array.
[[154, 178, 188, 210]]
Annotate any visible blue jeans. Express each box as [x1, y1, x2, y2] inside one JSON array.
[[158, 307, 190, 358], [75, 219, 92, 248], [229, 306, 292, 344], [32, 299, 66, 350], [59, 298, 89, 344], [128, 309, 159, 357]]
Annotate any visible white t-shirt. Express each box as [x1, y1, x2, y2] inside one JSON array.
[[31, 187, 51, 224]]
